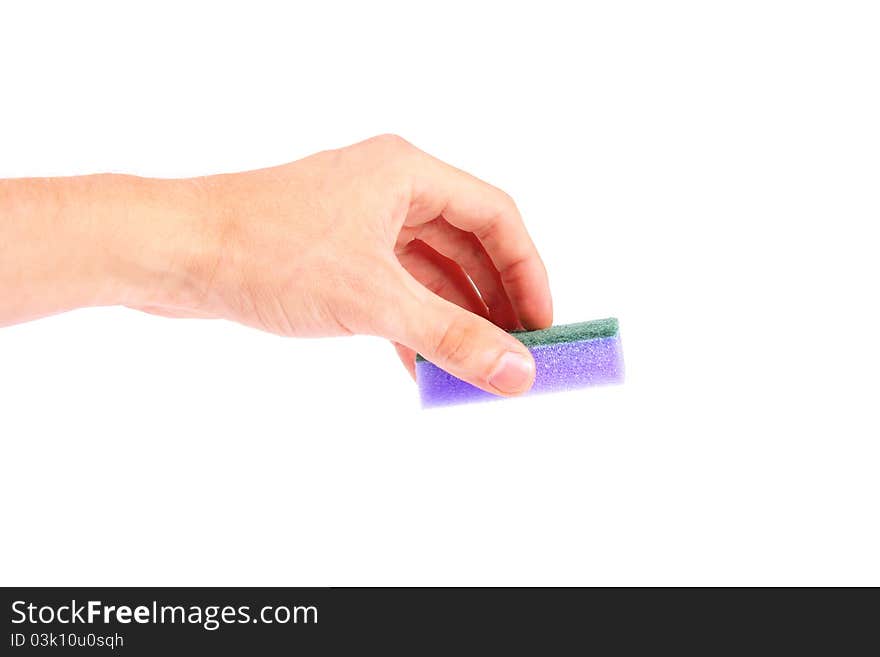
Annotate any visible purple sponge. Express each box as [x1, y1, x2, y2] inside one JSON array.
[[416, 317, 624, 407]]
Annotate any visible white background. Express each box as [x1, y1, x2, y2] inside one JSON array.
[[1, 1, 878, 585]]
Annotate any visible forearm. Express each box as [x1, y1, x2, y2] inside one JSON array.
[[0, 174, 213, 326]]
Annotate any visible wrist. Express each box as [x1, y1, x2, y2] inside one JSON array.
[[89, 174, 223, 313]]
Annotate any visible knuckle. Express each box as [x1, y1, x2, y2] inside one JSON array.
[[370, 133, 411, 152], [499, 190, 519, 215], [432, 316, 476, 367], [499, 255, 532, 287]]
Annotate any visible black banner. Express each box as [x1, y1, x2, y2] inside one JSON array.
[[1, 587, 873, 653]]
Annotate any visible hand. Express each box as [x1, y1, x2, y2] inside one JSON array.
[[1, 135, 553, 397], [178, 135, 553, 396]]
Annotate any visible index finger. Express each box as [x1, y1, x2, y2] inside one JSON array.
[[406, 150, 553, 330]]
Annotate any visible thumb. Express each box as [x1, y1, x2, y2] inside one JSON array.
[[381, 264, 536, 397]]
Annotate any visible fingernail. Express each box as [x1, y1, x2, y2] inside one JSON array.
[[488, 351, 535, 394]]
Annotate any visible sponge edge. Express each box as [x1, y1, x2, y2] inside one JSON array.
[[416, 318, 625, 407]]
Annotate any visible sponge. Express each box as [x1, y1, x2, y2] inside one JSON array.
[[416, 317, 624, 407]]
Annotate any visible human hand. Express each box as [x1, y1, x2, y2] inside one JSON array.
[[1, 135, 552, 397], [165, 135, 553, 396]]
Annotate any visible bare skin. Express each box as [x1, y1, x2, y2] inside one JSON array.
[[0, 135, 552, 397]]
